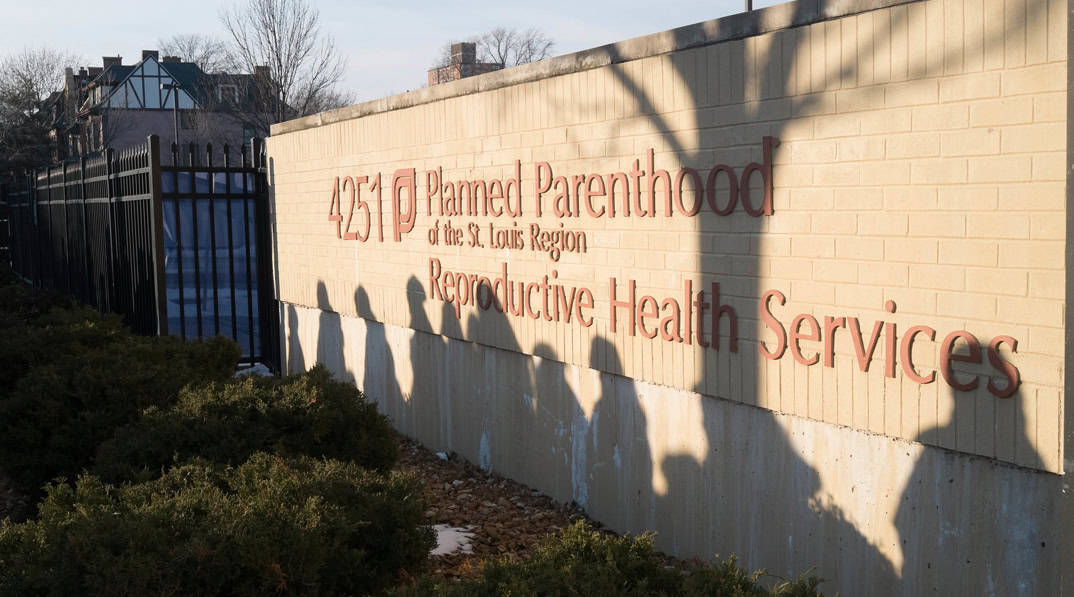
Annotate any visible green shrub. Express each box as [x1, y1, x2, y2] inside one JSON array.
[[0, 332, 240, 491], [400, 522, 824, 597], [93, 365, 397, 484], [0, 306, 128, 398], [0, 453, 434, 597], [0, 271, 75, 328]]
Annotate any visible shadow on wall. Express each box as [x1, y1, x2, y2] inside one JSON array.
[[651, 2, 898, 591], [651, 1, 1053, 593], [894, 385, 1054, 594], [286, 302, 304, 373], [315, 281, 346, 379], [357, 284, 401, 416], [281, 1, 1059, 594]]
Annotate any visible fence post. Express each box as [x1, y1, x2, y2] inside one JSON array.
[[29, 171, 38, 287], [252, 137, 280, 371], [79, 156, 90, 305], [61, 162, 71, 294], [105, 148, 116, 314], [40, 166, 49, 290], [147, 135, 169, 336]]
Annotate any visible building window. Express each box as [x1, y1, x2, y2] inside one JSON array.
[[218, 84, 238, 104]]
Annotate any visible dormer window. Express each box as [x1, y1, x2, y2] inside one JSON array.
[[217, 84, 238, 104]]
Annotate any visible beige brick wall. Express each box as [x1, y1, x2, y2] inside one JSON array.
[[269, 0, 1066, 473]]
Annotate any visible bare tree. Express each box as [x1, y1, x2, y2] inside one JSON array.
[[220, 0, 350, 133], [0, 47, 81, 174], [430, 28, 554, 73], [478, 27, 554, 67], [0, 47, 79, 105], [158, 34, 232, 74]]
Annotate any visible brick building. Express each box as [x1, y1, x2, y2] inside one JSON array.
[[427, 42, 503, 86], [47, 51, 265, 159]]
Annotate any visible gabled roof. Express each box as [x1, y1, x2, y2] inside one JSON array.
[[80, 54, 262, 115], [95, 65, 134, 86], [159, 61, 204, 93], [85, 55, 203, 112]]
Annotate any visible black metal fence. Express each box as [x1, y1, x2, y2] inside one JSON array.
[[1, 135, 279, 370]]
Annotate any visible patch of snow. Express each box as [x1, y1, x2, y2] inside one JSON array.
[[431, 524, 475, 556], [234, 363, 272, 377]]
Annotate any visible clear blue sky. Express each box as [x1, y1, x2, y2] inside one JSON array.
[[3, 0, 783, 103]]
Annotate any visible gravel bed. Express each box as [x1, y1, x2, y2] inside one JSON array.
[[396, 436, 601, 580]]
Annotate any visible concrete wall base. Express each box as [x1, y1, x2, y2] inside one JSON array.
[[282, 301, 1060, 596]]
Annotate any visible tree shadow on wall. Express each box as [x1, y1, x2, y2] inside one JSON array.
[[314, 280, 346, 379], [330, 2, 1057, 595], [596, 0, 1055, 592], [463, 290, 526, 474], [357, 284, 402, 417], [406, 276, 445, 444], [584, 337, 653, 537], [649, 3, 898, 592], [286, 302, 304, 373], [895, 384, 1056, 595]]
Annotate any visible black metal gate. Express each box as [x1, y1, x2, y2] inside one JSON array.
[[1, 135, 279, 371]]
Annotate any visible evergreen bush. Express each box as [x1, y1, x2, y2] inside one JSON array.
[[400, 521, 824, 597], [0, 453, 434, 597], [0, 330, 240, 491], [93, 365, 397, 484]]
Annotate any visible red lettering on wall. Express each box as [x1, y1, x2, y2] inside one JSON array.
[[425, 168, 441, 215], [740, 136, 778, 216], [328, 177, 343, 238], [609, 277, 636, 336], [899, 325, 937, 384], [584, 174, 606, 218], [759, 289, 787, 360], [790, 313, 821, 366], [987, 335, 1020, 398], [823, 316, 846, 368], [674, 167, 703, 216], [847, 317, 883, 372], [637, 295, 659, 339], [647, 148, 671, 217], [706, 165, 738, 216], [534, 162, 552, 218], [391, 169, 415, 242], [710, 283, 738, 352], [940, 330, 982, 392], [576, 288, 594, 327]]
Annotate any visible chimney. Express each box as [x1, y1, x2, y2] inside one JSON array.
[[142, 50, 159, 61], [102, 56, 122, 69], [162, 55, 181, 63], [254, 65, 270, 79], [450, 42, 476, 66]]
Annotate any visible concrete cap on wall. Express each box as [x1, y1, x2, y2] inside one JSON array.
[[271, 0, 920, 136]]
